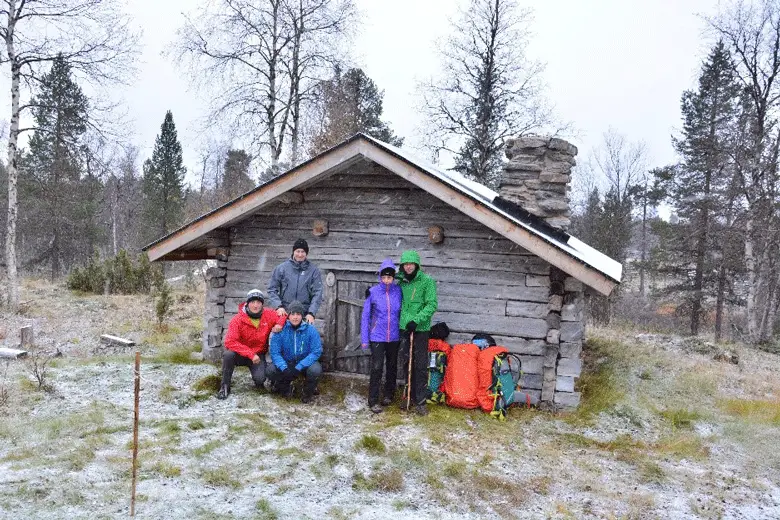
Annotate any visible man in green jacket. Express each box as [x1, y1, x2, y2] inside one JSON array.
[[397, 250, 438, 415]]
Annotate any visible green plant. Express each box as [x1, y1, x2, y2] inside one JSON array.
[[255, 499, 279, 520], [355, 434, 386, 454], [659, 408, 702, 430], [156, 282, 174, 326]]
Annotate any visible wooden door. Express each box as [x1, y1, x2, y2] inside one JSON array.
[[333, 279, 371, 374]]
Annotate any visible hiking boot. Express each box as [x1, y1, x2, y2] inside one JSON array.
[[414, 404, 429, 416], [301, 394, 314, 404], [370, 404, 383, 414], [216, 384, 230, 400], [313, 386, 321, 396], [381, 397, 393, 406]]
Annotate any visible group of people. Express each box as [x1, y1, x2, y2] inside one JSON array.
[[217, 239, 438, 416]]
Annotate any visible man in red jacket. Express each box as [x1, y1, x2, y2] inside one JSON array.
[[217, 289, 285, 399]]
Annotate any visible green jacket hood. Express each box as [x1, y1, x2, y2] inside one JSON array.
[[400, 250, 421, 266]]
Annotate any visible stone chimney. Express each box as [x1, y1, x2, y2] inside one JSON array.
[[499, 136, 578, 231]]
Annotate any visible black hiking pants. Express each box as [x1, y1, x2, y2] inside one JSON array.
[[221, 350, 266, 388], [368, 341, 400, 406], [267, 361, 322, 398], [399, 330, 429, 406]]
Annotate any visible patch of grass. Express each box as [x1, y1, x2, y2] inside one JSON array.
[[567, 336, 626, 424], [638, 460, 666, 484], [234, 413, 285, 441], [158, 420, 182, 435], [325, 453, 340, 467], [355, 434, 386, 454], [193, 374, 221, 393], [200, 466, 242, 489], [188, 419, 207, 430], [659, 408, 702, 430], [654, 433, 710, 460], [528, 475, 553, 495], [352, 468, 404, 492], [276, 446, 313, 459], [255, 498, 279, 520], [149, 460, 183, 478], [60, 444, 96, 471], [192, 439, 221, 457], [674, 370, 718, 399], [442, 461, 467, 478], [150, 345, 201, 365], [719, 398, 780, 425]]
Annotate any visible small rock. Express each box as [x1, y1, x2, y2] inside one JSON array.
[[343, 392, 365, 413], [714, 350, 739, 365]]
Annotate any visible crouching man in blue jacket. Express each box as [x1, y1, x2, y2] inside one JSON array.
[[267, 301, 323, 404]]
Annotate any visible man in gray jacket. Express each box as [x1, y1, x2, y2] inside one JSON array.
[[267, 239, 323, 324]]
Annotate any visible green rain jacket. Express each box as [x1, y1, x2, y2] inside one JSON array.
[[397, 250, 438, 332]]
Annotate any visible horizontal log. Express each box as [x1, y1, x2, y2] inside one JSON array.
[[505, 301, 549, 319], [0, 347, 27, 359], [99, 335, 136, 347], [520, 373, 543, 390], [225, 247, 547, 275], [433, 312, 549, 339], [230, 233, 533, 258], [512, 390, 541, 407], [555, 376, 575, 392]]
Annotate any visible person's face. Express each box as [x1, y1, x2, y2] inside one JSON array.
[[380, 274, 394, 285], [403, 263, 416, 274], [247, 299, 263, 314], [293, 248, 307, 262], [289, 312, 303, 326]]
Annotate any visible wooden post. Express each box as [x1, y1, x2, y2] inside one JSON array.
[[20, 325, 33, 348], [130, 351, 140, 517]]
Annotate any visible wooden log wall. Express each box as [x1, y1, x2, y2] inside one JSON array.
[[215, 160, 585, 407]]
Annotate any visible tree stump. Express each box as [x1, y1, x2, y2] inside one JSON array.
[[20, 325, 33, 348]]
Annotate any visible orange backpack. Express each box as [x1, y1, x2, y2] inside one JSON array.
[[442, 343, 481, 409]]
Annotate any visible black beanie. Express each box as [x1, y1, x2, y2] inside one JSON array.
[[288, 301, 306, 315], [292, 238, 309, 255], [380, 267, 396, 277]]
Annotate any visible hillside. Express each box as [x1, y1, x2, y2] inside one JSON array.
[[0, 280, 779, 519]]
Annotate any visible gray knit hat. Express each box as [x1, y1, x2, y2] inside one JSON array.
[[288, 301, 306, 315]]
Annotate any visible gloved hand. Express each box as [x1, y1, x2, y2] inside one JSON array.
[[282, 367, 299, 382], [406, 321, 418, 332]]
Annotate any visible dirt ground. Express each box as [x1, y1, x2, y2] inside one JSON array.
[[1, 279, 779, 519]]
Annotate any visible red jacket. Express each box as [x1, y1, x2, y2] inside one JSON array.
[[224, 303, 286, 359]]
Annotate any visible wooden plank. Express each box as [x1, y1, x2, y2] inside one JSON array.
[[100, 335, 136, 348], [432, 311, 549, 338], [146, 139, 365, 261], [0, 347, 27, 359]]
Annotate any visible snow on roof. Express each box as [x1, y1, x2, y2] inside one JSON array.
[[361, 134, 622, 284]]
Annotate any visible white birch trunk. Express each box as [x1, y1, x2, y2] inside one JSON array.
[[745, 217, 759, 341], [4, 1, 19, 310]]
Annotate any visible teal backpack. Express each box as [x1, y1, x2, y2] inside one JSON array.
[[427, 351, 447, 404]]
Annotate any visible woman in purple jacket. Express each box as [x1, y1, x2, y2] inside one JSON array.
[[361, 258, 403, 413]]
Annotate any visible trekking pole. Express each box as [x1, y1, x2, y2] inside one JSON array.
[[130, 351, 140, 517], [406, 331, 414, 411]]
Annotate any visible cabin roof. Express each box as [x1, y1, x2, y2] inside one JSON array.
[[144, 133, 622, 295]]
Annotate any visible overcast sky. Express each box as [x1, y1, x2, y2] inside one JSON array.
[[114, 0, 720, 184]]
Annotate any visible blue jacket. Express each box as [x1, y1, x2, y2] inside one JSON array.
[[361, 259, 402, 344], [270, 321, 322, 372], [267, 258, 324, 316]]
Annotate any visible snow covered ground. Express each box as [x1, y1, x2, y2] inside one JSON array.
[[0, 279, 779, 519]]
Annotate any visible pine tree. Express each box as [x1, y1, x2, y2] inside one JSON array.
[[655, 41, 741, 335], [142, 111, 186, 243], [21, 55, 89, 279], [221, 149, 255, 203], [310, 67, 403, 154]]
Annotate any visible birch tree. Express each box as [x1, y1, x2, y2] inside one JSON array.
[[0, 0, 137, 310], [421, 0, 552, 187], [174, 0, 355, 172]]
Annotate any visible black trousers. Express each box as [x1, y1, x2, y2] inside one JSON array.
[[398, 330, 429, 406], [368, 341, 400, 406], [221, 350, 266, 388], [267, 361, 322, 398]]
